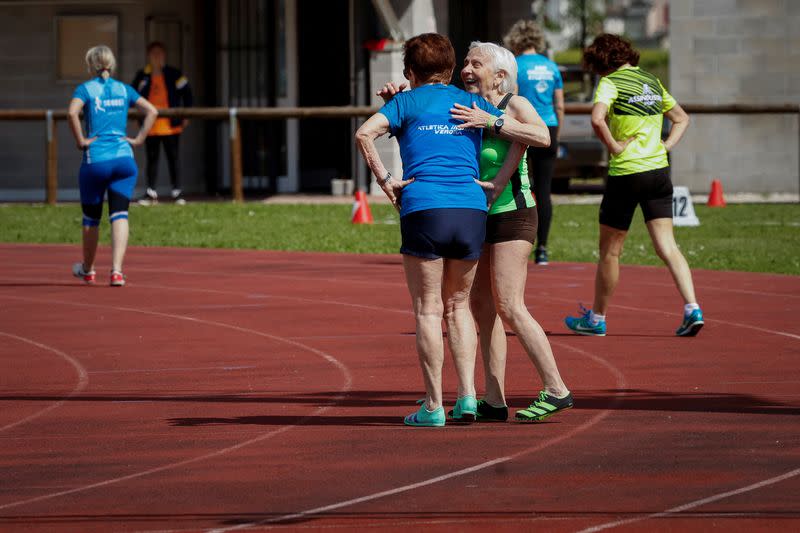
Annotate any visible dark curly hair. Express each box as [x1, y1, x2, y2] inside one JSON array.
[[403, 33, 456, 84], [582, 34, 640, 75]]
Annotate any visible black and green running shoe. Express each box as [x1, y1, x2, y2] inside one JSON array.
[[515, 390, 573, 423], [476, 399, 508, 422]]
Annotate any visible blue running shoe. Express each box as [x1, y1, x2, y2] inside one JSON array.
[[676, 308, 704, 337], [404, 405, 445, 427], [564, 305, 606, 336]]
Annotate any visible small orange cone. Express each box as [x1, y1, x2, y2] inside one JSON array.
[[707, 179, 726, 207], [351, 190, 374, 224]]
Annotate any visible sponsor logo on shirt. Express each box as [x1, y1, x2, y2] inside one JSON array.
[[536, 80, 549, 93], [418, 124, 464, 136], [526, 65, 555, 81], [627, 83, 662, 105], [94, 97, 126, 112]]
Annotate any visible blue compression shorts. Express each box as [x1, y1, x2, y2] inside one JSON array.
[[78, 157, 138, 226]]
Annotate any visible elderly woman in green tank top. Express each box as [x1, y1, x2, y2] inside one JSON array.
[[446, 41, 573, 422]]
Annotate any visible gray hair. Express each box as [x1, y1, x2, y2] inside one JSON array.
[[85, 45, 116, 79], [468, 41, 517, 94]]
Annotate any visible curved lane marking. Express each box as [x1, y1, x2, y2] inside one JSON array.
[[0, 295, 352, 512], [0, 332, 89, 433], [208, 340, 627, 532]]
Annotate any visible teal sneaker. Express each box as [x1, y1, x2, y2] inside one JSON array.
[[565, 305, 606, 336], [404, 405, 445, 427], [515, 390, 574, 423], [676, 308, 704, 337], [448, 395, 477, 423]]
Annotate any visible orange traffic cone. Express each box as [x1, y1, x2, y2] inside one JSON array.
[[707, 179, 726, 207], [351, 190, 374, 224]]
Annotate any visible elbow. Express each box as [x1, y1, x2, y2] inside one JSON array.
[[590, 116, 605, 129], [539, 129, 551, 148], [354, 127, 371, 147]]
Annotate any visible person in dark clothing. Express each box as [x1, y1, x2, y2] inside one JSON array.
[[132, 42, 192, 204]]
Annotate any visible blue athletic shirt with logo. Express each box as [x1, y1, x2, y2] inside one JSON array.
[[378, 84, 501, 217], [72, 77, 141, 164], [516, 54, 563, 127]]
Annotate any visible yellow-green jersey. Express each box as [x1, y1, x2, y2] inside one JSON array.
[[594, 66, 676, 176]]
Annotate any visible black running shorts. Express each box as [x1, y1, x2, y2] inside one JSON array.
[[599, 166, 673, 231], [400, 208, 487, 261], [485, 206, 538, 244]]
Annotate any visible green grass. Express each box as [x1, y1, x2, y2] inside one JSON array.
[[1, 203, 798, 275]]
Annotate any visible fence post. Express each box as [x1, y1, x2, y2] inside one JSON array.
[[45, 110, 57, 205], [229, 108, 243, 202]]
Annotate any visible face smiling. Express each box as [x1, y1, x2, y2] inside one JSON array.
[[461, 49, 498, 97]]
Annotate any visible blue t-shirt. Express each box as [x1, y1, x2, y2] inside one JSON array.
[[516, 54, 563, 127], [72, 77, 141, 164], [378, 84, 501, 217]]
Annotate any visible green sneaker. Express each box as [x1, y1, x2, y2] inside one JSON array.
[[448, 395, 477, 423], [476, 399, 508, 422], [515, 391, 573, 423], [404, 405, 445, 427]]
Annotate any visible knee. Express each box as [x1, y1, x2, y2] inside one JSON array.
[[494, 295, 525, 324], [443, 293, 470, 321], [655, 242, 681, 263], [415, 299, 444, 322]]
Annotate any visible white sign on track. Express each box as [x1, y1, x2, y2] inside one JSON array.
[[672, 186, 700, 226]]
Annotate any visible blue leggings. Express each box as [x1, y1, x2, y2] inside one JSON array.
[[79, 157, 138, 227]]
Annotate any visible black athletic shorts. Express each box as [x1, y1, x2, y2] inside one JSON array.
[[599, 166, 673, 231], [485, 206, 538, 244], [400, 208, 487, 260]]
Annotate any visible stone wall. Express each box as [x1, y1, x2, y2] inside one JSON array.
[[670, 0, 799, 194]]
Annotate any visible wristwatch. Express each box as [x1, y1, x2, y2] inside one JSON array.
[[493, 118, 505, 134], [379, 171, 393, 185]]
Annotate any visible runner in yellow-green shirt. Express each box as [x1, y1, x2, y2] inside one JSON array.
[[565, 33, 704, 337]]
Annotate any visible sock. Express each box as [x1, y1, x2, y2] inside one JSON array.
[[589, 311, 605, 325], [684, 303, 700, 315]]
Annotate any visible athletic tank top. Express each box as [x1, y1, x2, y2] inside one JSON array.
[[479, 93, 536, 215]]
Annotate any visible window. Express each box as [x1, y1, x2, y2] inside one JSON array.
[[56, 15, 119, 81]]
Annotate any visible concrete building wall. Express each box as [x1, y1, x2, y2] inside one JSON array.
[[0, 1, 204, 201], [670, 0, 800, 194]]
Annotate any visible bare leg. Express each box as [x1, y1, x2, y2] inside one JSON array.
[[646, 218, 698, 304], [403, 255, 445, 411], [491, 240, 568, 397], [442, 258, 480, 399], [469, 245, 507, 406], [81, 226, 99, 271], [593, 224, 628, 316], [110, 218, 129, 273]]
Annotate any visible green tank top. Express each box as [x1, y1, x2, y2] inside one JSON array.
[[479, 94, 536, 215]]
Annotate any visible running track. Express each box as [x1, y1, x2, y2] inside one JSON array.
[[0, 243, 798, 532]]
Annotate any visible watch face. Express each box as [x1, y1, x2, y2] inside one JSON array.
[[494, 119, 504, 131]]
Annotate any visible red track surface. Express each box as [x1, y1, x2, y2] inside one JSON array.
[[0, 243, 798, 532]]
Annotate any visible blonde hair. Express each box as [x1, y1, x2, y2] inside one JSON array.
[[85, 45, 116, 79], [503, 19, 546, 56], [469, 41, 517, 94]]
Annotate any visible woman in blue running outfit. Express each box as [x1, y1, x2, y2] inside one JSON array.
[[68, 45, 157, 287], [356, 33, 523, 427]]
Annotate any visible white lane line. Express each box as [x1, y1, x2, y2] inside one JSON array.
[[88, 365, 256, 375], [0, 332, 89, 433], [577, 467, 800, 533], [208, 340, 627, 532], [0, 294, 352, 512]]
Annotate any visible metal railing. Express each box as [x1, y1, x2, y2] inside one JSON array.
[[1, 103, 798, 204]]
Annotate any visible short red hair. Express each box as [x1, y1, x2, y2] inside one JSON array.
[[582, 34, 640, 75], [403, 33, 455, 84]]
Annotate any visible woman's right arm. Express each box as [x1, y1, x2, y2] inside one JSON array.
[[355, 113, 414, 209], [590, 103, 634, 156], [662, 104, 690, 151], [125, 97, 158, 147], [67, 98, 94, 150]]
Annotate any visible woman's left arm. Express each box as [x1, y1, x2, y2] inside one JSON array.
[[125, 97, 158, 147], [662, 103, 690, 151], [451, 97, 550, 148]]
